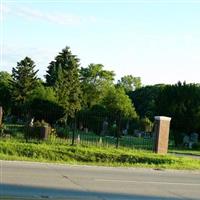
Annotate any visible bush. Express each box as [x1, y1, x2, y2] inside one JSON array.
[[55, 126, 70, 138], [27, 98, 65, 124]]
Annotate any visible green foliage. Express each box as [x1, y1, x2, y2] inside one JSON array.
[[156, 82, 200, 145], [129, 84, 166, 120], [102, 87, 137, 119], [139, 117, 153, 132], [77, 105, 108, 134], [0, 123, 5, 136], [11, 57, 38, 105], [29, 81, 57, 102], [80, 63, 115, 108], [33, 120, 49, 127], [27, 98, 65, 124], [0, 71, 12, 85], [46, 46, 82, 118], [0, 71, 12, 115], [54, 126, 70, 138], [117, 75, 142, 92]]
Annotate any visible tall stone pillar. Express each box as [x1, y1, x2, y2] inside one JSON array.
[[0, 107, 3, 126], [154, 116, 171, 154]]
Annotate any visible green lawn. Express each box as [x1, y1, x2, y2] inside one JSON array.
[[0, 139, 200, 170], [169, 149, 200, 156]]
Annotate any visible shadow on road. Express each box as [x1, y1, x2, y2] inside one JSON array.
[[0, 183, 183, 200]]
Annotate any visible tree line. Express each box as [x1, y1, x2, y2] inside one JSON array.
[[0, 46, 200, 145]]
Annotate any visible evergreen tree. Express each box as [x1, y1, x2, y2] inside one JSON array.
[[46, 46, 82, 118], [0, 71, 12, 115], [11, 57, 38, 105]]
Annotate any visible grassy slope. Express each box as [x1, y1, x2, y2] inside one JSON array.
[[0, 139, 200, 170]]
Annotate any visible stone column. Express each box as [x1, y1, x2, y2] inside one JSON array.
[[154, 116, 171, 154], [0, 107, 3, 126]]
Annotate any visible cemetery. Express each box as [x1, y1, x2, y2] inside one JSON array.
[[0, 47, 200, 169], [0, 103, 199, 155], [0, 108, 155, 151]]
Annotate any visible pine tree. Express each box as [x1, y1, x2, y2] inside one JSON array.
[[46, 46, 82, 118], [11, 57, 38, 105]]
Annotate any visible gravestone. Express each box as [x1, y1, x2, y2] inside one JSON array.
[[189, 133, 199, 149], [154, 116, 171, 154], [101, 118, 108, 136], [183, 134, 190, 147], [29, 117, 34, 127], [122, 129, 128, 135], [190, 132, 198, 144], [0, 107, 3, 126]]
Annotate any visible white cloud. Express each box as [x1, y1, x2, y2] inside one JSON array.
[[3, 4, 97, 26]]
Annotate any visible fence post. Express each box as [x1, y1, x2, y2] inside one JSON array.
[[0, 107, 3, 126], [154, 116, 171, 154]]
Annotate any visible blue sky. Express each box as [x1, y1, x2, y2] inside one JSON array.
[[1, 0, 200, 85]]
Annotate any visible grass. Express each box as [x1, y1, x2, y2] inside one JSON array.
[[0, 139, 200, 170], [169, 149, 200, 156]]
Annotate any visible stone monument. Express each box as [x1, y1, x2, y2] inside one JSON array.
[[154, 116, 171, 154]]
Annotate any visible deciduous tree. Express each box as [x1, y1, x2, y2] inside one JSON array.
[[80, 63, 115, 108], [117, 75, 141, 93]]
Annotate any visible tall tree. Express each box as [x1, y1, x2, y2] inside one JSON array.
[[0, 71, 12, 115], [129, 84, 166, 120], [102, 86, 137, 119], [80, 63, 115, 108], [45, 46, 82, 118], [11, 57, 38, 105], [156, 82, 200, 145], [117, 75, 142, 93]]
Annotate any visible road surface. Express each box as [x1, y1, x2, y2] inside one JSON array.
[[0, 160, 200, 200]]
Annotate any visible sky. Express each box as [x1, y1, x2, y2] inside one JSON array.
[[0, 0, 200, 85]]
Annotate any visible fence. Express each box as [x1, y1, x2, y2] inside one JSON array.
[[1, 122, 155, 150]]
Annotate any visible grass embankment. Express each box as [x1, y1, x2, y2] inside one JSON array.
[[0, 139, 200, 170]]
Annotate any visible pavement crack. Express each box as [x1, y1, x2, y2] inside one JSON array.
[[168, 190, 194, 200], [62, 175, 106, 200], [62, 175, 87, 191]]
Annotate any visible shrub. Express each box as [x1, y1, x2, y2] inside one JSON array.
[[27, 98, 65, 124]]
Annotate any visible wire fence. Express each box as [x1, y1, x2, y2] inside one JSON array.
[[1, 122, 155, 150]]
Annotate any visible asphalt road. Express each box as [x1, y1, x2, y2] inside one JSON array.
[[0, 160, 200, 200]]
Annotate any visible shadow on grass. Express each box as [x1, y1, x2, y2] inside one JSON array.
[[1, 183, 183, 200]]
